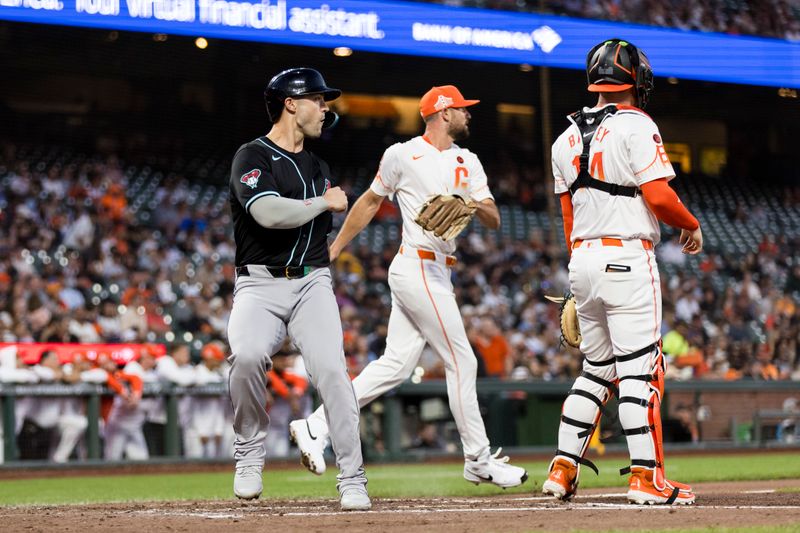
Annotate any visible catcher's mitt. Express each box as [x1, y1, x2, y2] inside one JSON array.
[[414, 194, 477, 241], [545, 292, 581, 348]]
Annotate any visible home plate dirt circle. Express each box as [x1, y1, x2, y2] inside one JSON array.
[[4, 479, 800, 532]]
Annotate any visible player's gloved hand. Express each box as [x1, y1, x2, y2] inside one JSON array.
[[414, 194, 477, 241], [545, 292, 581, 348], [680, 226, 703, 255], [324, 187, 348, 212]]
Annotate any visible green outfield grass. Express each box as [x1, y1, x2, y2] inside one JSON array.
[[0, 453, 798, 506]]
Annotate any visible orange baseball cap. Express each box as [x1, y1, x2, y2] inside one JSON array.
[[419, 85, 479, 117], [201, 343, 225, 361]]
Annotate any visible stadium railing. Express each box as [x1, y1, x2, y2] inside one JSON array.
[[2, 379, 798, 464]]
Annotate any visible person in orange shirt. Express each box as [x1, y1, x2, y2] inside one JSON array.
[[470, 318, 512, 378], [98, 353, 147, 460], [265, 350, 309, 458], [99, 183, 127, 222]]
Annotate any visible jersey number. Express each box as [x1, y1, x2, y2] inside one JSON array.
[[572, 152, 605, 181]]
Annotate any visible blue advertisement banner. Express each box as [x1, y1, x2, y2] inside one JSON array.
[[1, 0, 798, 88]]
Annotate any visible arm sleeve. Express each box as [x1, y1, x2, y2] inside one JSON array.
[[32, 366, 56, 382], [230, 145, 282, 214], [559, 192, 574, 251], [106, 373, 125, 395], [121, 373, 143, 394], [0, 368, 39, 383], [80, 368, 109, 384], [267, 370, 290, 398], [552, 139, 569, 195], [369, 144, 402, 197], [284, 372, 309, 394], [248, 195, 328, 229], [629, 119, 675, 185], [640, 179, 699, 231], [467, 154, 494, 202], [157, 358, 196, 386]]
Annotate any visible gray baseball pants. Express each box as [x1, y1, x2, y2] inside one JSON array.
[[227, 266, 365, 482]]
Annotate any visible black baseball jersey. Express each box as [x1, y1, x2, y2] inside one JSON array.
[[229, 136, 334, 268]]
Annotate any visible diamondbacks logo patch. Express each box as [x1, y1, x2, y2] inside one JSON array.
[[240, 169, 261, 189]]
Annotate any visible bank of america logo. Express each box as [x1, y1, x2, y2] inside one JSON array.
[[532, 26, 562, 53]]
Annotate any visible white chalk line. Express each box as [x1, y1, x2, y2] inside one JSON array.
[[135, 503, 800, 520], [129, 486, 800, 520]]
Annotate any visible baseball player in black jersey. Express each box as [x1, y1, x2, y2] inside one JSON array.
[[227, 67, 370, 511]]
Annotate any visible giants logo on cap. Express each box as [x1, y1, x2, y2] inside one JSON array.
[[434, 95, 454, 111]]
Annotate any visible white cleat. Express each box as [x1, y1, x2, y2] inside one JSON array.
[[289, 419, 327, 475], [463, 447, 529, 489], [233, 464, 263, 500], [339, 485, 371, 511]]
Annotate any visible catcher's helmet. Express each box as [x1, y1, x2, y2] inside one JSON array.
[[586, 38, 654, 109], [264, 67, 341, 128]]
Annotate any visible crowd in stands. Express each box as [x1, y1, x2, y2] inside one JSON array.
[[419, 0, 800, 41], [0, 143, 798, 460]]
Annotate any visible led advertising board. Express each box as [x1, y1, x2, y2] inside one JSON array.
[[1, 0, 798, 87]]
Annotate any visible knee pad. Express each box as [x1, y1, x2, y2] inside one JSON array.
[[616, 341, 669, 488]]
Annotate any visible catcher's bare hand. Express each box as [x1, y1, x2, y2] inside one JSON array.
[[323, 187, 348, 212], [679, 227, 703, 255]]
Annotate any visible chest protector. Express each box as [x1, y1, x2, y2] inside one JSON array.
[[568, 106, 641, 199]]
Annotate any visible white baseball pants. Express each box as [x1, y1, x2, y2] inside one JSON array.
[[556, 238, 663, 471], [309, 251, 490, 459]]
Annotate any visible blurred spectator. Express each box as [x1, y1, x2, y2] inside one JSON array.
[[409, 422, 446, 450], [191, 342, 229, 458], [776, 397, 800, 443], [470, 318, 512, 378], [414, 0, 800, 41], [100, 353, 147, 460], [663, 403, 700, 443], [265, 347, 311, 458]]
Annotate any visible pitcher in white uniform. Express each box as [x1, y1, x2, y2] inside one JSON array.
[[290, 85, 528, 489]]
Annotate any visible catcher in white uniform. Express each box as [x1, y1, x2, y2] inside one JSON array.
[[542, 39, 702, 505], [290, 85, 528, 489]]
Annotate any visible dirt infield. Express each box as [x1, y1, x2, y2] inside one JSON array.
[[4, 479, 800, 532]]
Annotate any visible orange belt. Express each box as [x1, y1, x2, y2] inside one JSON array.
[[399, 245, 457, 266], [572, 238, 653, 250]]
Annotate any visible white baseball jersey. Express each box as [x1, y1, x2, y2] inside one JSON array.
[[370, 136, 494, 255], [552, 105, 674, 244]]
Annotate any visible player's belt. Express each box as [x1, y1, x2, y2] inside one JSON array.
[[399, 245, 457, 267], [236, 265, 317, 279], [572, 238, 653, 250]]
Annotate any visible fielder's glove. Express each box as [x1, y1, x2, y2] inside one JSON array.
[[545, 292, 581, 348], [414, 194, 477, 241]]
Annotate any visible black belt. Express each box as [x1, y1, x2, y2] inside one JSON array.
[[236, 265, 317, 279]]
